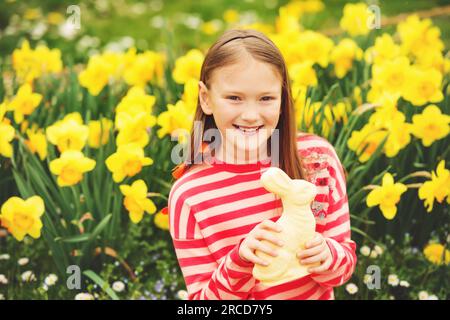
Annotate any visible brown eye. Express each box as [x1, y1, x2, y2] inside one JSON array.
[[261, 96, 274, 101], [227, 96, 241, 101]]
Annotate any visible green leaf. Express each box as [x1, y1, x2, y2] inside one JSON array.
[[90, 213, 112, 241], [83, 270, 119, 300], [55, 233, 91, 243]]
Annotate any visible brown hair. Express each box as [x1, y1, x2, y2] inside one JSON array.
[[171, 29, 308, 180]]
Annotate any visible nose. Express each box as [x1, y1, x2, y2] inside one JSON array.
[[240, 102, 260, 123]]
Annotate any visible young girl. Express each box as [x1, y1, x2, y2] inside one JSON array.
[[168, 29, 356, 300]]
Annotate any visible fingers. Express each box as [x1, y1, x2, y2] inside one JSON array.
[[254, 229, 284, 247], [297, 244, 324, 260], [238, 220, 284, 266], [308, 257, 332, 273], [251, 238, 279, 258], [305, 233, 322, 249], [240, 238, 277, 266], [298, 234, 325, 259], [300, 250, 328, 265], [259, 219, 282, 233], [240, 246, 269, 266]]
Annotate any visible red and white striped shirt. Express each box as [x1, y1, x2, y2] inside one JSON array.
[[168, 132, 357, 300]]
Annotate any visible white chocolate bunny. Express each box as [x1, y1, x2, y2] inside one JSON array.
[[252, 167, 320, 286]]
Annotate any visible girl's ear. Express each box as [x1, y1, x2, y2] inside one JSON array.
[[198, 81, 213, 115]]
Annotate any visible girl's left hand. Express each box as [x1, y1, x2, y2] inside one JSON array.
[[297, 232, 333, 273]]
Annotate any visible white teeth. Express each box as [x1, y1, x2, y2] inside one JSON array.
[[239, 126, 258, 132]]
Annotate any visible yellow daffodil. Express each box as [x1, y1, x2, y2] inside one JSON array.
[[0, 121, 15, 158], [172, 49, 204, 84], [115, 86, 156, 117], [283, 0, 324, 17], [0, 101, 15, 158], [397, 15, 444, 59], [46, 12, 64, 25], [332, 102, 351, 124], [223, 9, 239, 24], [340, 3, 374, 37], [364, 33, 401, 64], [124, 51, 166, 87], [154, 210, 169, 230], [116, 113, 154, 148], [8, 84, 42, 124], [423, 243, 450, 265], [25, 126, 47, 160], [201, 20, 222, 35], [0, 100, 7, 120], [366, 173, 407, 220], [369, 56, 410, 100], [119, 179, 156, 223], [157, 100, 194, 144], [384, 121, 412, 158], [353, 86, 362, 106], [12, 40, 62, 83], [275, 7, 302, 35], [416, 48, 447, 75], [78, 54, 114, 96], [296, 31, 334, 68], [368, 106, 412, 157], [114, 88, 157, 146], [182, 78, 200, 112], [0, 196, 45, 241], [298, 101, 334, 137], [347, 124, 388, 163], [289, 61, 318, 87], [46, 113, 89, 152], [403, 67, 444, 106], [418, 160, 450, 212], [411, 104, 450, 147], [20, 119, 30, 134], [24, 8, 41, 20], [49, 150, 96, 187], [88, 118, 113, 148], [105, 144, 153, 183], [330, 38, 363, 78]]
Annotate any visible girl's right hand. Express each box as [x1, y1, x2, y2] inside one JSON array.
[[238, 219, 284, 266]]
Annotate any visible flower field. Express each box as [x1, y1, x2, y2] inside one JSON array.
[[0, 0, 449, 300]]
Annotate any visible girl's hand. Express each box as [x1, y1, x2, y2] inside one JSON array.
[[238, 219, 284, 266], [297, 232, 333, 273]]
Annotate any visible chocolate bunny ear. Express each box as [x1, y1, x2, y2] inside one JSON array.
[[260, 167, 293, 196]]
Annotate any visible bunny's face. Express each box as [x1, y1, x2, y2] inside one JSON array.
[[287, 180, 317, 205], [260, 167, 317, 205], [260, 167, 292, 196]]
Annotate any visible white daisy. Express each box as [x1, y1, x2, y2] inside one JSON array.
[[418, 291, 429, 300], [75, 293, 95, 300], [388, 274, 399, 286], [0, 254, 10, 260], [0, 274, 8, 285], [44, 274, 58, 286], [177, 289, 188, 300], [345, 283, 358, 295], [400, 280, 410, 288], [373, 245, 383, 255], [21, 270, 36, 282], [360, 246, 371, 257], [112, 281, 125, 292]]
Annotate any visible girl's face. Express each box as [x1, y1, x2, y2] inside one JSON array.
[[199, 54, 282, 163]]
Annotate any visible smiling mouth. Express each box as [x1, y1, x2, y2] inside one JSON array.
[[232, 124, 264, 133]]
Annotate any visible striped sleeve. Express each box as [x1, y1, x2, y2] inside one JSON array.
[[170, 200, 257, 300], [309, 141, 357, 288]]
